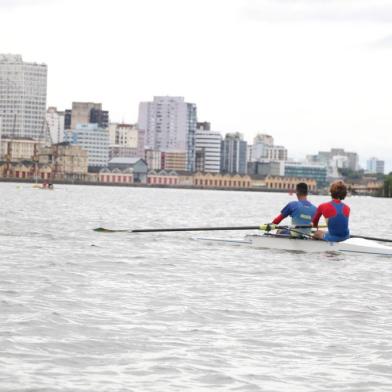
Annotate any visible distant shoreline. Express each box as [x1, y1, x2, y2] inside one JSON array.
[[1, 178, 385, 197], [0, 177, 315, 194]]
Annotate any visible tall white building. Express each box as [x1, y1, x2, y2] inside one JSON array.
[[46, 107, 65, 144], [251, 134, 274, 162], [109, 123, 138, 147], [266, 145, 288, 161], [108, 123, 145, 159], [64, 124, 109, 168], [254, 134, 274, 146], [0, 54, 47, 139], [195, 128, 222, 173], [367, 157, 385, 174], [138, 96, 197, 171]]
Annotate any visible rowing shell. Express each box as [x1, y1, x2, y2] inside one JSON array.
[[197, 233, 392, 256]]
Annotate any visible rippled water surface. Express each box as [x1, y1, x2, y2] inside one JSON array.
[[1, 182, 392, 391]]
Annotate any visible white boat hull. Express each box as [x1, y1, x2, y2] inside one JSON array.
[[245, 234, 392, 255], [196, 234, 392, 256]]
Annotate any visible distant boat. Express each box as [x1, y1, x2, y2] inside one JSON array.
[[32, 183, 54, 190]]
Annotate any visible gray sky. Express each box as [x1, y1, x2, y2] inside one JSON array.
[[1, 0, 391, 171]]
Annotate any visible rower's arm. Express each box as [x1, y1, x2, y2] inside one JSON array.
[[312, 207, 323, 227], [272, 214, 285, 224], [273, 202, 295, 224]]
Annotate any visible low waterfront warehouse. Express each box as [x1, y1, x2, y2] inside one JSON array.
[[108, 157, 148, 183]]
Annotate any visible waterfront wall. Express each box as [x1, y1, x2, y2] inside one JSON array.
[[0, 177, 302, 193]]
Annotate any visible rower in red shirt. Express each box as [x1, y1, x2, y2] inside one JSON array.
[[313, 180, 350, 242]]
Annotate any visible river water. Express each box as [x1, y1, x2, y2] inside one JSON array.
[[1, 182, 392, 391]]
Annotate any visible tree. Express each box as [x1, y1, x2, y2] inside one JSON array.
[[383, 174, 392, 197], [338, 168, 364, 180]]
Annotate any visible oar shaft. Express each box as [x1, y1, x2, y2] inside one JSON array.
[[351, 235, 392, 243], [94, 224, 321, 234], [131, 224, 316, 233], [131, 226, 260, 233]]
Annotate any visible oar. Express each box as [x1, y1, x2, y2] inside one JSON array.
[[94, 228, 130, 233], [350, 235, 392, 243], [94, 224, 318, 233]]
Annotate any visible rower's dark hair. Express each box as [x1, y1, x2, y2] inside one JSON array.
[[296, 182, 308, 196], [330, 180, 347, 200]]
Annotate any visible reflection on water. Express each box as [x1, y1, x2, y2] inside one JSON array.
[[1, 183, 392, 391]]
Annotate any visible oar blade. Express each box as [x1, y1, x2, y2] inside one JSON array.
[[93, 227, 129, 233], [94, 227, 113, 233]]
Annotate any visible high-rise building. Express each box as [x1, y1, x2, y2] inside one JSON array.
[[142, 150, 189, 171], [221, 133, 247, 174], [162, 151, 187, 171], [197, 122, 211, 131], [195, 126, 222, 173], [64, 109, 72, 130], [254, 133, 274, 146], [145, 149, 163, 170], [0, 54, 47, 140], [46, 107, 65, 144], [90, 107, 109, 129], [108, 123, 145, 159], [65, 102, 109, 129], [251, 133, 274, 162], [64, 124, 109, 168], [195, 149, 205, 172], [307, 148, 359, 171], [138, 96, 197, 171], [109, 123, 138, 147], [266, 145, 288, 161], [247, 160, 284, 176], [247, 144, 253, 162], [366, 157, 385, 174]]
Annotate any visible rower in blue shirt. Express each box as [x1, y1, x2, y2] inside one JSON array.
[[271, 182, 317, 236]]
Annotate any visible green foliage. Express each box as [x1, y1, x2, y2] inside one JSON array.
[[338, 168, 364, 180], [384, 174, 392, 197], [375, 173, 386, 181]]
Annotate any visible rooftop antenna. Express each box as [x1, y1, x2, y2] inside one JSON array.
[[38, 117, 52, 146]]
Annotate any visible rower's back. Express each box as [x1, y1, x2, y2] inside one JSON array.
[[312, 180, 350, 242], [272, 182, 317, 237], [288, 199, 317, 236], [317, 199, 350, 241]]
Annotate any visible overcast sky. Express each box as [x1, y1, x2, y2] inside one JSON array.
[[1, 0, 391, 171]]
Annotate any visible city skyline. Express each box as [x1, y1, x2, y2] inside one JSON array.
[[1, 0, 391, 171], [2, 87, 388, 175]]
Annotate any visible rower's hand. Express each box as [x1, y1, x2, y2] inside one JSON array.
[[259, 224, 276, 232]]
